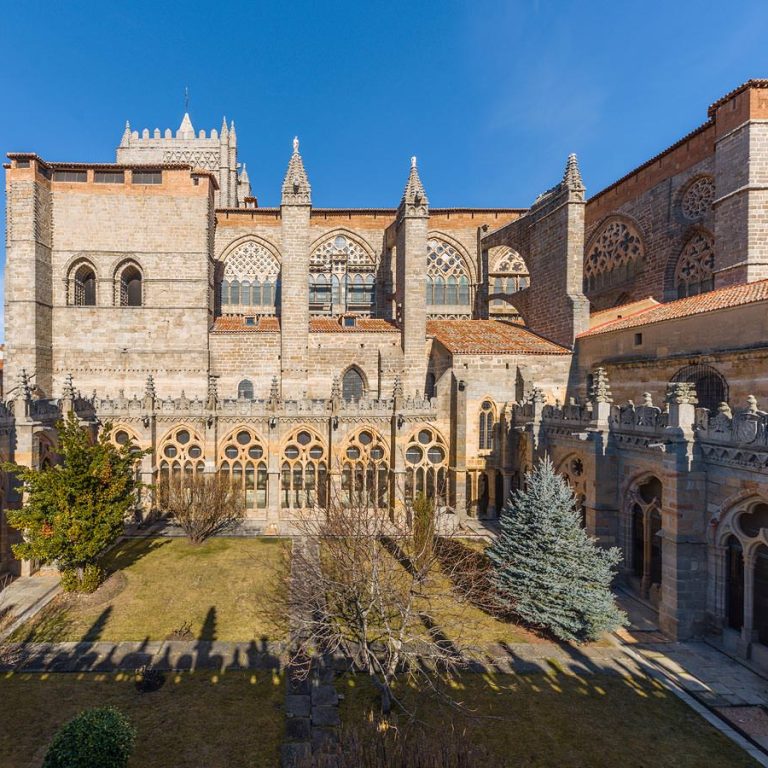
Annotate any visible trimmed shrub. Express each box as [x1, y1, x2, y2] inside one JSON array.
[[42, 706, 136, 768], [59, 564, 105, 593]]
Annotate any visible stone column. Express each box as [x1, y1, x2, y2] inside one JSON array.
[[451, 374, 467, 519]]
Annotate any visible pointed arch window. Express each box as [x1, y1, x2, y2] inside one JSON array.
[[675, 232, 715, 299], [70, 263, 97, 306], [117, 263, 143, 307], [237, 379, 254, 400], [281, 429, 328, 510], [157, 427, 205, 506], [479, 400, 496, 450], [426, 238, 471, 309], [340, 429, 390, 509], [404, 428, 448, 507], [220, 240, 280, 314], [342, 368, 365, 402], [218, 428, 267, 511]]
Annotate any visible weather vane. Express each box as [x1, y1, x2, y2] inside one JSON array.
[[184, 86, 190, 113]]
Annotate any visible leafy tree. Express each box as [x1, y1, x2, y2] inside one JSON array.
[[43, 707, 135, 768], [5, 413, 141, 589], [486, 458, 626, 642]]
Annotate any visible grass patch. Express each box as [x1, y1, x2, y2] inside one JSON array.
[[11, 537, 288, 643], [0, 669, 283, 768], [337, 671, 758, 767]]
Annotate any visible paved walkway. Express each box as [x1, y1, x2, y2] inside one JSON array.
[[0, 574, 60, 642]]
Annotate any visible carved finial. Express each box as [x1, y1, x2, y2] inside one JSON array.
[[18, 369, 32, 401], [144, 374, 156, 400], [717, 401, 732, 419], [293, 136, 299, 154], [393, 375, 404, 400], [562, 152, 585, 192], [120, 120, 132, 147], [62, 373, 75, 400], [331, 375, 341, 400], [411, 155, 417, 169], [666, 381, 698, 405], [746, 395, 759, 414], [206, 375, 219, 410], [642, 392, 653, 407], [531, 387, 546, 405], [281, 137, 311, 205], [399, 155, 429, 214], [269, 375, 280, 402], [590, 367, 613, 404]]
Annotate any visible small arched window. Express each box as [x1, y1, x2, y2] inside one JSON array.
[[119, 264, 143, 307], [73, 264, 96, 306], [671, 363, 728, 414], [479, 400, 496, 450], [342, 368, 365, 402], [237, 379, 254, 400]]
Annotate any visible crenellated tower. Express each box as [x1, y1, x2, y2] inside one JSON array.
[[116, 112, 250, 208]]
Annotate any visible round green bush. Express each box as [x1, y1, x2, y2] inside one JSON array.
[[59, 564, 104, 593], [43, 707, 136, 768]]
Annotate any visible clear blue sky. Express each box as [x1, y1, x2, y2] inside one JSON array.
[[1, 0, 767, 338]]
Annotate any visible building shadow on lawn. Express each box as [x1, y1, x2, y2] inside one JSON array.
[[101, 536, 172, 575]]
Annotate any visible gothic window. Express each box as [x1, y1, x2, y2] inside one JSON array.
[[281, 429, 328, 510], [488, 247, 529, 316], [584, 219, 645, 293], [426, 238, 471, 310], [478, 400, 496, 450], [70, 263, 97, 306], [681, 176, 715, 221], [341, 429, 390, 509], [237, 379, 254, 400], [342, 367, 365, 402], [309, 233, 376, 315], [675, 232, 715, 298], [220, 240, 280, 314], [629, 476, 663, 599], [671, 363, 727, 414], [218, 428, 268, 511], [118, 263, 143, 306], [404, 427, 448, 507], [157, 427, 205, 505]]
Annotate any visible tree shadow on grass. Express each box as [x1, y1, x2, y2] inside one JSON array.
[[100, 536, 172, 576]]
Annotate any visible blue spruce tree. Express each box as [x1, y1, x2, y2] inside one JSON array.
[[486, 458, 626, 642]]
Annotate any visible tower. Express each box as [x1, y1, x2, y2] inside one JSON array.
[[279, 137, 312, 399], [395, 157, 429, 395]]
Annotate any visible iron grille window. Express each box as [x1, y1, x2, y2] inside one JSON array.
[[671, 363, 728, 414], [53, 170, 87, 182], [94, 171, 125, 184], [342, 368, 364, 402], [132, 170, 162, 184]]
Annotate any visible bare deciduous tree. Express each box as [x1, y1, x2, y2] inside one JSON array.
[[273, 484, 487, 714], [161, 473, 244, 544]]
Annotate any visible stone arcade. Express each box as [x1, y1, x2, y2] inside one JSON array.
[[3, 80, 768, 669]]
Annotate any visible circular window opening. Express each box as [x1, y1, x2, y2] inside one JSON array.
[[428, 446, 445, 464], [248, 445, 263, 459], [418, 430, 432, 445], [188, 445, 202, 459], [406, 446, 423, 464], [358, 431, 372, 445], [346, 446, 360, 459], [309, 445, 324, 459], [370, 446, 384, 460], [481, 400, 492, 411], [224, 445, 238, 459], [297, 431, 312, 446], [114, 430, 130, 446], [236, 430, 251, 446], [176, 430, 190, 445], [163, 445, 177, 458], [285, 445, 300, 459]]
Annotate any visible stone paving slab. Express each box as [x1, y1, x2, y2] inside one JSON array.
[[0, 575, 61, 642]]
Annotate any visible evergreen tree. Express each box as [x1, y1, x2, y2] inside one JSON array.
[[5, 413, 141, 590], [486, 458, 626, 642]]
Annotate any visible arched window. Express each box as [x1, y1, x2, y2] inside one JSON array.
[[426, 238, 472, 313], [157, 427, 205, 506], [342, 368, 365, 402], [310, 233, 377, 315], [72, 263, 96, 306], [584, 219, 645, 294], [237, 379, 254, 400], [220, 240, 280, 314], [281, 429, 327, 510], [671, 363, 727, 414], [629, 476, 663, 601], [675, 232, 715, 298], [488, 247, 528, 318], [118, 264, 143, 306], [341, 429, 390, 509], [478, 400, 496, 450], [404, 428, 448, 507], [218, 428, 268, 511]]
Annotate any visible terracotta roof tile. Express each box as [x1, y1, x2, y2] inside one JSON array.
[[211, 316, 280, 333], [427, 320, 570, 355], [589, 297, 660, 328], [579, 279, 768, 337], [210, 316, 399, 333]]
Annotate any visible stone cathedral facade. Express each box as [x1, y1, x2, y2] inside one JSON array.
[[3, 81, 768, 667]]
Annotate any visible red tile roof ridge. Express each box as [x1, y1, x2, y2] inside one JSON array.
[[427, 319, 570, 355]]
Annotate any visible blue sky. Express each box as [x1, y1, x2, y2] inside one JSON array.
[[1, 0, 767, 338]]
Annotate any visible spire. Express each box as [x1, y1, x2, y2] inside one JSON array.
[[590, 367, 613, 404], [562, 153, 585, 193], [229, 120, 236, 144], [120, 120, 131, 147], [178, 112, 195, 138], [399, 155, 429, 215], [240, 163, 250, 184], [220, 117, 229, 141], [281, 136, 311, 205]]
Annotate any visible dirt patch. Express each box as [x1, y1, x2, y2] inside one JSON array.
[[715, 705, 768, 750], [71, 571, 127, 609]]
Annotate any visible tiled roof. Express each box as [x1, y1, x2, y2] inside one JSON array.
[[707, 78, 768, 117], [427, 320, 570, 355], [589, 297, 660, 328], [210, 316, 398, 333], [579, 279, 768, 337]]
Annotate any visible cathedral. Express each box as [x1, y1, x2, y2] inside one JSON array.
[[2, 80, 768, 669]]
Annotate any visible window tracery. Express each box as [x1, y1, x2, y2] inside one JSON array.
[[116, 262, 143, 306], [281, 429, 328, 510], [681, 176, 715, 221], [488, 247, 529, 315], [584, 220, 645, 293], [309, 234, 376, 315], [675, 232, 714, 298], [220, 240, 280, 313], [426, 238, 471, 310], [478, 400, 496, 451], [158, 427, 205, 503], [342, 367, 365, 402], [404, 427, 448, 507], [341, 429, 390, 509], [218, 428, 268, 511]]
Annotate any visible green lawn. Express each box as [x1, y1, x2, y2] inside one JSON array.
[[337, 671, 758, 767], [0, 669, 283, 768], [11, 537, 289, 643]]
